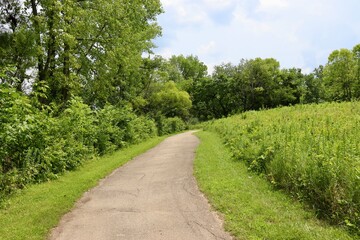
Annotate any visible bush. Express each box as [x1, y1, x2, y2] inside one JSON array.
[[95, 106, 158, 154], [94, 105, 126, 154], [158, 117, 187, 135], [0, 89, 160, 200], [44, 98, 96, 173], [126, 116, 157, 144], [0, 85, 48, 196]]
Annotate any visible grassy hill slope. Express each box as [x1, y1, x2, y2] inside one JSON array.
[[200, 102, 360, 235]]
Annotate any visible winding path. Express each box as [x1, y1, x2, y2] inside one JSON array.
[[50, 131, 232, 240]]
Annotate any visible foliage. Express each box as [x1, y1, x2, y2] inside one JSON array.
[[0, 0, 163, 106], [167, 55, 208, 84], [149, 81, 192, 119], [46, 98, 97, 173], [188, 43, 360, 121], [0, 83, 42, 195], [0, 0, 167, 201], [301, 66, 325, 104], [95, 105, 156, 154], [0, 94, 96, 198], [353, 44, 360, 97], [125, 115, 157, 144], [157, 117, 187, 135], [0, 85, 163, 201], [204, 102, 360, 235], [94, 105, 127, 154], [323, 49, 356, 101], [190, 59, 308, 120], [194, 131, 352, 239]]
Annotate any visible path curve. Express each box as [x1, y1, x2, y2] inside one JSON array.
[[50, 131, 232, 240]]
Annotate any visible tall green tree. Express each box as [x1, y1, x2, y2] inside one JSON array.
[[302, 66, 325, 104], [191, 76, 221, 120], [149, 81, 192, 120], [1, 0, 163, 107], [0, 0, 37, 91], [273, 68, 304, 107], [136, 55, 208, 119], [352, 44, 360, 98], [190, 58, 305, 120], [211, 63, 239, 116], [323, 49, 355, 101], [168, 55, 208, 82], [76, 0, 163, 107], [239, 58, 281, 110]]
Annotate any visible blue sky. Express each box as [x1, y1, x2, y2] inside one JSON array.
[[154, 0, 360, 73]]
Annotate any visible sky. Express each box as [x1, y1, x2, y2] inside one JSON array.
[[153, 0, 360, 74]]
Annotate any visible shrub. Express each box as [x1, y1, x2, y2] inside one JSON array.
[[0, 85, 162, 202], [0, 85, 48, 196], [43, 98, 96, 173], [158, 117, 187, 135], [95, 105, 157, 153], [126, 116, 157, 144], [95, 105, 126, 154]]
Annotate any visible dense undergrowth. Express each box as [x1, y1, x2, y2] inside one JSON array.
[[203, 102, 360, 235], [194, 131, 353, 239], [0, 85, 187, 202]]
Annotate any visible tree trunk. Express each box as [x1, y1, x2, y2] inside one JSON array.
[[30, 0, 44, 81]]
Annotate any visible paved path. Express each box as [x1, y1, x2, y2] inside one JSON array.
[[50, 131, 232, 240]]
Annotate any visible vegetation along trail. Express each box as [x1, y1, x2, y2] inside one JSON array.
[[50, 131, 232, 240]]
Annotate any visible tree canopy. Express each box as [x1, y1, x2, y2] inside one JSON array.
[[0, 0, 163, 107]]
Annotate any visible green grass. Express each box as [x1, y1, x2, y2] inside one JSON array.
[[194, 131, 354, 240], [0, 136, 165, 240], [203, 102, 360, 232]]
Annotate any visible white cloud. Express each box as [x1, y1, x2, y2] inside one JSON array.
[[164, 0, 235, 11], [160, 0, 238, 25], [257, 0, 289, 11], [160, 0, 210, 25], [176, 5, 209, 24], [156, 0, 360, 73], [233, 6, 272, 34], [161, 0, 182, 7], [157, 47, 174, 59], [198, 41, 216, 55], [202, 0, 234, 9]]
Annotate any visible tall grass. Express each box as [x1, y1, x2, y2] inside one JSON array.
[[204, 102, 360, 234], [194, 131, 352, 239]]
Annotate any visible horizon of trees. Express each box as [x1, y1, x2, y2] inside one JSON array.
[[141, 43, 360, 121]]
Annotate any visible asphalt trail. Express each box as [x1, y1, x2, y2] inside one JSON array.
[[50, 131, 232, 240]]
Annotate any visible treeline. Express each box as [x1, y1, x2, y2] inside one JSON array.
[[137, 44, 360, 121], [162, 45, 360, 120]]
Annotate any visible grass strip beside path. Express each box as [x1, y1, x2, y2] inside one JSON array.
[[194, 131, 353, 240], [0, 136, 166, 240]]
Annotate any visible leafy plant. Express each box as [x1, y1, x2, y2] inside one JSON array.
[[157, 117, 187, 135], [205, 102, 360, 235]]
